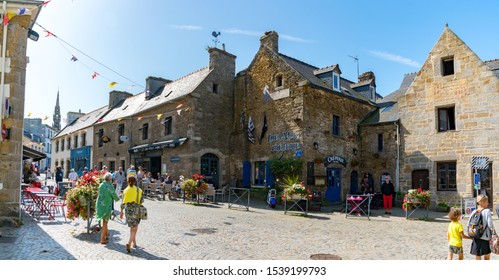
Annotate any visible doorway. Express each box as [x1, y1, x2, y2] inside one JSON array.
[[350, 170, 358, 194], [201, 153, 219, 187], [325, 168, 341, 202], [473, 162, 493, 205]]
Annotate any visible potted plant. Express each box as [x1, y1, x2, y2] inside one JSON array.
[[402, 188, 431, 211], [436, 201, 450, 212], [281, 176, 310, 201]]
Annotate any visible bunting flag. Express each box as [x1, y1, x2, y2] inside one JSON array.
[[109, 81, 117, 88], [18, 7, 26, 15], [43, 116, 49, 120], [70, 55, 78, 62], [137, 116, 142, 121], [42, 0, 52, 7], [176, 103, 183, 109], [27, 112, 32, 117], [117, 118, 122, 122], [44, 30, 54, 37], [248, 116, 255, 143], [156, 113, 162, 120], [177, 109, 182, 115], [92, 72, 98, 79], [97, 118, 103, 123], [3, 13, 10, 26], [259, 113, 268, 144]]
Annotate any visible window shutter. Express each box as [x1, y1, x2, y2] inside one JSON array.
[[242, 161, 251, 188], [265, 161, 274, 187]]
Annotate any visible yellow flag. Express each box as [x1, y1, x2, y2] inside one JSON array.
[[109, 82, 117, 88], [44, 116, 49, 120], [117, 118, 122, 122], [27, 112, 32, 117], [156, 114, 163, 120]]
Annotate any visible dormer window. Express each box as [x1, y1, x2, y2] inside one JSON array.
[[369, 85, 376, 102], [275, 74, 283, 88], [332, 72, 340, 91], [442, 56, 454, 76]]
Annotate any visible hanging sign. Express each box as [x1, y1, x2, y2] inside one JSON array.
[[101, 136, 111, 143]]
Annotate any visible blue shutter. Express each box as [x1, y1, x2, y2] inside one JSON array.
[[242, 161, 251, 188], [265, 161, 274, 187]]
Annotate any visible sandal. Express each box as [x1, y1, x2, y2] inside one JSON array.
[[126, 243, 131, 253]]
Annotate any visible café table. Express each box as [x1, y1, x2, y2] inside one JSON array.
[[345, 194, 373, 220], [25, 188, 56, 220]]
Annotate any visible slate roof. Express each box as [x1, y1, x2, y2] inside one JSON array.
[[277, 52, 371, 103], [485, 59, 499, 78], [100, 67, 211, 123], [54, 106, 108, 138]]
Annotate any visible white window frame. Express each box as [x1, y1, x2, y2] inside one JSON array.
[[332, 72, 340, 92]]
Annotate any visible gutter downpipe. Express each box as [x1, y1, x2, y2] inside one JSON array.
[[395, 121, 400, 192]]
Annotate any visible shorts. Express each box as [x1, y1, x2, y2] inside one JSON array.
[[449, 245, 463, 254], [470, 238, 491, 256]]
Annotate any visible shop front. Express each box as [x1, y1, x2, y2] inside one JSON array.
[[71, 146, 91, 176]]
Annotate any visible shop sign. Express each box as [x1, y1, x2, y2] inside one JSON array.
[[267, 131, 300, 143], [324, 155, 347, 167], [101, 136, 111, 143], [170, 155, 180, 162], [271, 142, 302, 152]]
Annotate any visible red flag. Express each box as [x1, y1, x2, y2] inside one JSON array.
[[42, 0, 51, 7], [3, 13, 9, 26], [45, 31, 54, 37], [92, 72, 98, 79]]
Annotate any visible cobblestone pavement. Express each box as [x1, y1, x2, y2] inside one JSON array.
[[1, 194, 498, 260]]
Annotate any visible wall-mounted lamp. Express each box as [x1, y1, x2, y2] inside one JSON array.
[[28, 29, 39, 42], [313, 142, 319, 150]]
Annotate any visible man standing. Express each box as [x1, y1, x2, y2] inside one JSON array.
[[113, 167, 126, 197], [68, 168, 78, 183], [55, 166, 63, 194]]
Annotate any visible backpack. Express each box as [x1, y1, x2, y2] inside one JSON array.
[[468, 209, 486, 238]]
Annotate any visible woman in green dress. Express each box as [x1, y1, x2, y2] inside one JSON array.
[[95, 172, 120, 244]]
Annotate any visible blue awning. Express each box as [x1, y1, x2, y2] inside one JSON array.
[[128, 137, 188, 153]]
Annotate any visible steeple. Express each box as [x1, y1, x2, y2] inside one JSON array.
[[52, 89, 61, 131]]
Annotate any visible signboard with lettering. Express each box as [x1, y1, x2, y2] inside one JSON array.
[[268, 131, 302, 152], [324, 155, 347, 167], [463, 197, 476, 217]]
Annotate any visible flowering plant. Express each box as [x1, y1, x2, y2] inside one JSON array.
[[402, 188, 431, 211], [282, 182, 310, 200], [66, 171, 102, 220], [181, 174, 208, 198]]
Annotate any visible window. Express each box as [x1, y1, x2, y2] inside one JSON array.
[[275, 74, 283, 88], [332, 72, 340, 91], [61, 139, 65, 151], [332, 115, 340, 136], [74, 135, 78, 148], [438, 107, 456, 132], [121, 160, 126, 170], [98, 129, 103, 147], [55, 140, 59, 152], [378, 133, 383, 152], [109, 161, 115, 172], [437, 162, 457, 191], [254, 161, 266, 186], [99, 162, 103, 170], [163, 117, 172, 136], [82, 133, 86, 146], [370, 85, 376, 101], [442, 57, 454, 76], [118, 124, 125, 144], [212, 83, 219, 93], [141, 123, 149, 140], [67, 137, 71, 150]]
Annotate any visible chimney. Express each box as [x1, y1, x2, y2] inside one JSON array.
[[260, 31, 278, 53], [109, 90, 133, 109], [358, 71, 375, 86], [145, 76, 171, 99], [209, 47, 236, 72]]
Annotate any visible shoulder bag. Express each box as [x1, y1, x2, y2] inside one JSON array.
[[490, 229, 499, 254], [136, 187, 148, 220]]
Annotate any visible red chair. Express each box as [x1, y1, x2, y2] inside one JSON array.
[[49, 195, 67, 222]]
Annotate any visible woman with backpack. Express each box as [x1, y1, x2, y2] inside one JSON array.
[[468, 194, 495, 260]]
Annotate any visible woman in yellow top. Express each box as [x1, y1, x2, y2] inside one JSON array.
[[120, 176, 143, 253]]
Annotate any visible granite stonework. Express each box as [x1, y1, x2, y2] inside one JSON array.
[[397, 26, 499, 206], [0, 7, 42, 226]]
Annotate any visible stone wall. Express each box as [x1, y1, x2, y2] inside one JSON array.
[[398, 27, 499, 206]]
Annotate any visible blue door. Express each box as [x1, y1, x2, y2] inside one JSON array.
[[325, 168, 341, 202]]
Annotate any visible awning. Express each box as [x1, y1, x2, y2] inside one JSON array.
[[23, 145, 46, 161], [128, 137, 188, 153]]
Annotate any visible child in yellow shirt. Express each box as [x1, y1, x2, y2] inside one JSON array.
[[448, 207, 471, 260]]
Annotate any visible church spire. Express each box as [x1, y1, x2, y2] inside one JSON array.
[[52, 89, 61, 131]]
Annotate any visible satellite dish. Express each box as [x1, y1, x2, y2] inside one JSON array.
[[120, 135, 129, 142]]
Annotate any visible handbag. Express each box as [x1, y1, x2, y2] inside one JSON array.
[[490, 229, 499, 254], [136, 187, 148, 220]]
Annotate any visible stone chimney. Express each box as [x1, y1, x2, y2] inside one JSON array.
[[109, 90, 133, 109], [209, 47, 236, 73], [260, 31, 279, 53], [358, 71, 375, 86], [146, 76, 171, 99]]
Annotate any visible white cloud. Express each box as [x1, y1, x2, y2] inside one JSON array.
[[369, 50, 421, 68], [170, 25, 203, 31], [221, 28, 261, 37], [280, 33, 315, 43]]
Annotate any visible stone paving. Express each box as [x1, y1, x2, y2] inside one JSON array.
[[1, 194, 498, 260]]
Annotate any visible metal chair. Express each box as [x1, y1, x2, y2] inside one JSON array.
[[214, 185, 228, 203]]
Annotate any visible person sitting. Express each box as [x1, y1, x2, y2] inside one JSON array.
[[360, 173, 373, 194]]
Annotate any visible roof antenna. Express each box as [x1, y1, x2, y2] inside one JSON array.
[[348, 55, 360, 78], [212, 31, 221, 48]]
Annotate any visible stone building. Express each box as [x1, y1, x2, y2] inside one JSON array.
[[91, 47, 236, 186], [372, 25, 499, 206], [232, 31, 377, 202], [0, 0, 43, 226]]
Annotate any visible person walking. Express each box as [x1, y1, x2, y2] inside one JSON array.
[[120, 176, 144, 253], [55, 166, 63, 194], [380, 175, 395, 214], [113, 167, 126, 197], [95, 172, 120, 244], [447, 207, 471, 260], [68, 168, 78, 183], [468, 194, 495, 260]]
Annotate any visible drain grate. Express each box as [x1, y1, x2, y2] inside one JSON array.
[[310, 254, 342, 260], [191, 228, 218, 234]]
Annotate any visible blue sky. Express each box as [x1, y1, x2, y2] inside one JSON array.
[[24, 0, 499, 127]]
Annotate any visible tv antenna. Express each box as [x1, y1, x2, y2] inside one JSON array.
[[212, 31, 221, 48], [348, 55, 360, 78]]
